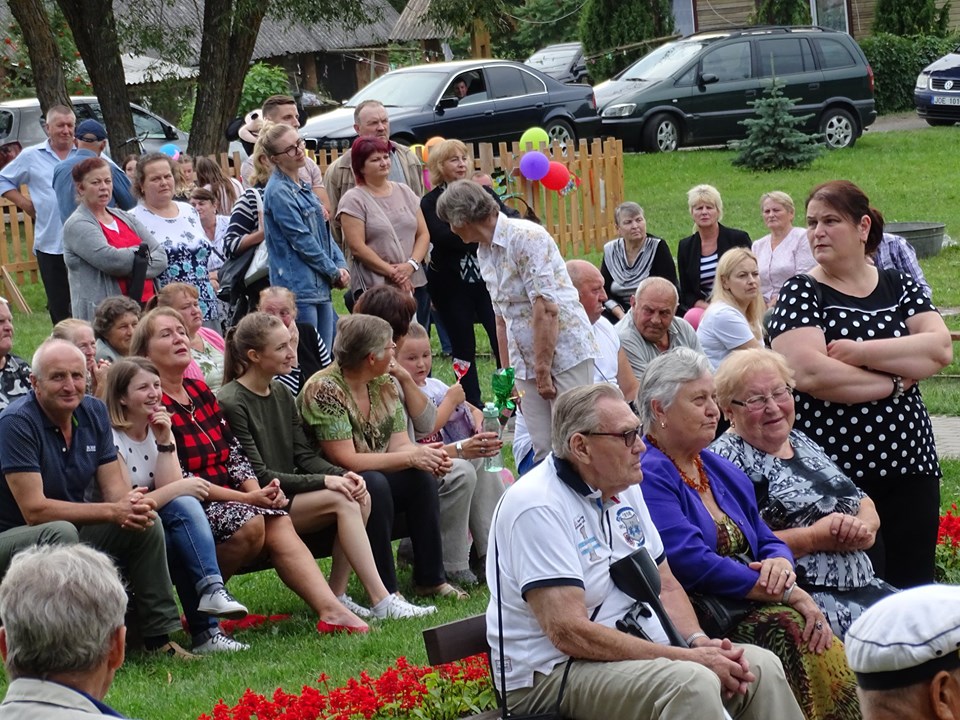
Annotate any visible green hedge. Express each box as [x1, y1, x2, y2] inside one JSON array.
[[860, 32, 960, 114]]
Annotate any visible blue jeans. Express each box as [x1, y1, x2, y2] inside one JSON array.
[[159, 496, 222, 639], [297, 301, 338, 351]]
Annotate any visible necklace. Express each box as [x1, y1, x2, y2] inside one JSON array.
[[646, 435, 710, 493], [166, 395, 195, 422]]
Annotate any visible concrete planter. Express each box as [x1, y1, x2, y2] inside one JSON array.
[[885, 221, 945, 258]]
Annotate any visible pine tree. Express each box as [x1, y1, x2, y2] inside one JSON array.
[[732, 78, 821, 171], [578, 0, 675, 82]]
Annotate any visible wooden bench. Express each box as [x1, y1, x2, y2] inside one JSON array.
[[423, 614, 501, 720]]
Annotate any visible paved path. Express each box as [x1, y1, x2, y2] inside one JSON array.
[[933, 415, 960, 459]]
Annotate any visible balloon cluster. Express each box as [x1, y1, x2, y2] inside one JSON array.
[[515, 126, 577, 195]]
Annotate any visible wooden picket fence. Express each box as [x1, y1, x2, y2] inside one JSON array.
[[0, 137, 624, 312]]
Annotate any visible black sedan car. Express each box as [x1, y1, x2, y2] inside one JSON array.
[[915, 45, 960, 126], [299, 59, 601, 150]]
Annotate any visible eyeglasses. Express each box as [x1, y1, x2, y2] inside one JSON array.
[[274, 139, 306, 157], [730, 385, 793, 411], [584, 427, 641, 447]]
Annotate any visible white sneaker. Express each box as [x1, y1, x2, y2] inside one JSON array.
[[337, 593, 372, 618], [197, 586, 248, 619], [371, 593, 437, 619], [192, 630, 250, 654]]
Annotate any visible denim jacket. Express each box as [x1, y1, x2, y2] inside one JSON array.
[[263, 168, 345, 304]]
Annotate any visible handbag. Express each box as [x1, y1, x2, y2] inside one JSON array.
[[243, 239, 269, 283], [686, 552, 760, 638], [218, 190, 264, 299]]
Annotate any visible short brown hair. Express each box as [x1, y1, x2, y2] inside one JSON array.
[[353, 286, 417, 342], [130, 307, 186, 358], [261, 95, 297, 120]]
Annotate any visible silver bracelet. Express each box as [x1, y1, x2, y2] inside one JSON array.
[[782, 584, 796, 604], [685, 631, 709, 646]]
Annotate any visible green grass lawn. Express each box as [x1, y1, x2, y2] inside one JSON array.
[[4, 126, 960, 719]]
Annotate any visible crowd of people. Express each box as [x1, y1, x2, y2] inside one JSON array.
[[0, 93, 952, 720]]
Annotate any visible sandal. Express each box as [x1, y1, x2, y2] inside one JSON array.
[[413, 582, 469, 600]]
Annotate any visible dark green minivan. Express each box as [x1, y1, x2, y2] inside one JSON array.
[[595, 26, 876, 152]]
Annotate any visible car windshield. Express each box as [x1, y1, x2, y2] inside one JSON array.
[[348, 71, 446, 108], [0, 111, 12, 140], [527, 46, 579, 74], [617, 40, 709, 81]]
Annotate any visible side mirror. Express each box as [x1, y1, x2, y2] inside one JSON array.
[[436, 97, 459, 113], [165, 124, 178, 140], [698, 73, 719, 86]]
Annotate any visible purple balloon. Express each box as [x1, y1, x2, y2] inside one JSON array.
[[519, 151, 550, 181]]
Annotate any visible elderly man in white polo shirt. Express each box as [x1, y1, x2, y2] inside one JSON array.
[[487, 383, 803, 720], [436, 180, 596, 463]]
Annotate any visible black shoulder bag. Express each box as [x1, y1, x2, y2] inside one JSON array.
[[127, 242, 151, 306]]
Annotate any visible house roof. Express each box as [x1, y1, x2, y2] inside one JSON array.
[[390, 0, 452, 41]]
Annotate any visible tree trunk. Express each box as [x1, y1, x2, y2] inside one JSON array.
[[6, 0, 70, 115], [56, 0, 139, 161], [189, 0, 267, 156]]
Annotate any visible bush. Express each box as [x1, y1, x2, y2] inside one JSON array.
[[860, 32, 960, 113], [578, 0, 675, 82], [873, 0, 951, 36], [237, 62, 290, 116]]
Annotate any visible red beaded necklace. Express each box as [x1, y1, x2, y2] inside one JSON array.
[[646, 435, 710, 493]]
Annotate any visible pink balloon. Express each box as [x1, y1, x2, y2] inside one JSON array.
[[518, 151, 550, 181]]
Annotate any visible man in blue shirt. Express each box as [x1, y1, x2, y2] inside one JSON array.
[[0, 339, 190, 658], [51, 119, 136, 222], [0, 544, 132, 718], [0, 105, 77, 324]]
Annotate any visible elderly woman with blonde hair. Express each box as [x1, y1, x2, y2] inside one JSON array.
[[709, 348, 895, 638], [752, 192, 815, 308], [695, 247, 765, 370], [677, 184, 751, 320]]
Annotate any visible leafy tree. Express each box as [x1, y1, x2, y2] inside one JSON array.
[[495, 0, 582, 61], [732, 78, 821, 171], [874, 0, 951, 36], [6, 0, 71, 113], [237, 62, 290, 116], [749, 0, 811, 25], [578, 0, 675, 82]]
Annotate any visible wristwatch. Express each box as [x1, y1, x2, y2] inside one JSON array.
[[455, 440, 464, 458], [889, 375, 904, 400], [407, 258, 421, 272], [156, 442, 176, 453]]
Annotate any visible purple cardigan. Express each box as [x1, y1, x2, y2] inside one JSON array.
[[640, 443, 793, 598]]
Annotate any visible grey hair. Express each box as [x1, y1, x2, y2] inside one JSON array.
[[31, 338, 85, 380], [614, 201, 644, 226], [637, 347, 712, 432], [435, 179, 499, 227], [633, 276, 679, 306], [333, 314, 393, 370], [552, 383, 625, 459], [0, 544, 126, 679]]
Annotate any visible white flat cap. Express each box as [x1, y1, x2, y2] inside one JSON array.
[[846, 584, 960, 690]]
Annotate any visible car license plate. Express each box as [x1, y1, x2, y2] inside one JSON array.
[[933, 96, 960, 105]]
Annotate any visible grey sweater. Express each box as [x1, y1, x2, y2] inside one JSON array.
[[62, 204, 168, 321]]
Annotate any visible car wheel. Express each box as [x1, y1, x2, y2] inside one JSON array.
[[925, 118, 956, 127], [545, 118, 575, 148], [643, 114, 680, 153], [820, 108, 857, 149]]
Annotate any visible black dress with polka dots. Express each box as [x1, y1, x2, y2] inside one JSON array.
[[769, 271, 941, 482]]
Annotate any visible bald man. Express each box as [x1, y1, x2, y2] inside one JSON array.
[[566, 259, 639, 401], [0, 339, 186, 656]]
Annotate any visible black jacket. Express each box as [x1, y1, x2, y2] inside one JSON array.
[[677, 223, 751, 314]]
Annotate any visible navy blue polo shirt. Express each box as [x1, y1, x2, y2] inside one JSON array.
[[0, 392, 117, 532]]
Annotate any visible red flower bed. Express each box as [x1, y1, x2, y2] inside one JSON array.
[[936, 504, 960, 583], [198, 654, 495, 720]]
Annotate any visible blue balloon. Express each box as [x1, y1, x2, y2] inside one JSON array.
[[159, 143, 181, 160], [519, 150, 550, 181]]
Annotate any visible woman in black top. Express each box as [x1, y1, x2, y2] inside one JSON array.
[[677, 184, 750, 318], [420, 139, 516, 407], [258, 286, 331, 396]]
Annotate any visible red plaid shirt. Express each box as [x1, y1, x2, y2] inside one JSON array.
[[165, 379, 254, 489]]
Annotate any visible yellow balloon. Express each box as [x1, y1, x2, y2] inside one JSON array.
[[520, 127, 549, 150], [410, 143, 426, 160]]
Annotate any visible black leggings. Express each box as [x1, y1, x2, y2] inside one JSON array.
[[428, 277, 500, 408], [361, 468, 446, 589], [37, 251, 71, 324], [857, 472, 940, 589]]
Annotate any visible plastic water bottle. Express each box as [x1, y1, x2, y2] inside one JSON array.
[[482, 402, 504, 472]]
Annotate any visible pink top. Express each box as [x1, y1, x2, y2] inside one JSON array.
[[183, 326, 226, 383], [752, 226, 816, 303]]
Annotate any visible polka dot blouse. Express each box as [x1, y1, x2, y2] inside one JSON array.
[[768, 271, 941, 481]]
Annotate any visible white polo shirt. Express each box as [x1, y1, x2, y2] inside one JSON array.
[[486, 454, 669, 692]]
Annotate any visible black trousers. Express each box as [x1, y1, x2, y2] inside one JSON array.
[[361, 468, 446, 589], [858, 471, 940, 588], [36, 250, 71, 323], [427, 276, 501, 408]]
